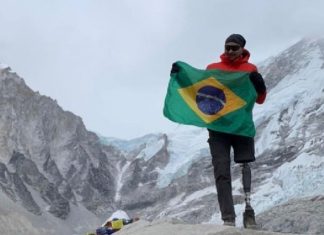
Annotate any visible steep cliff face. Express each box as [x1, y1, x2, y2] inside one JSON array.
[[0, 65, 119, 222]]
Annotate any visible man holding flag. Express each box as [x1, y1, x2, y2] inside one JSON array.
[[164, 34, 266, 228]]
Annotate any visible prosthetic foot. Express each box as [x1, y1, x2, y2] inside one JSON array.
[[243, 205, 257, 229]]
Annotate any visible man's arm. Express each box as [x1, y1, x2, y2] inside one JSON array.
[[249, 72, 267, 104]]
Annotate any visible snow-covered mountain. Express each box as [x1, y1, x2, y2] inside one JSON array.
[[104, 38, 324, 228], [0, 65, 120, 234], [0, 38, 323, 235], [103, 38, 324, 233]]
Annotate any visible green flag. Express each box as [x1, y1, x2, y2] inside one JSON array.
[[163, 61, 257, 137]]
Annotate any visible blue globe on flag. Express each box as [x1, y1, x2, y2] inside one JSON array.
[[196, 86, 226, 115]]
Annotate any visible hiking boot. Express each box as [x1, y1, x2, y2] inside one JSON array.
[[223, 220, 235, 226], [243, 207, 257, 229]]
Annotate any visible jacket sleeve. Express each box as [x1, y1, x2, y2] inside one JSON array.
[[249, 71, 267, 104], [256, 92, 266, 104]]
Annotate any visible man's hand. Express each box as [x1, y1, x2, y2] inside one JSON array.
[[249, 72, 266, 94], [170, 63, 180, 75]]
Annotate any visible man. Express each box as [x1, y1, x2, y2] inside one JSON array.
[[206, 34, 266, 227]]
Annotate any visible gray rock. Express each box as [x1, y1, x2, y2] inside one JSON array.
[[257, 196, 324, 234]]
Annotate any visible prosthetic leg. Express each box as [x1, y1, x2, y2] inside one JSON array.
[[241, 163, 257, 229]]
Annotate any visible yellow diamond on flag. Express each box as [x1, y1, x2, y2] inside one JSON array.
[[178, 77, 246, 123]]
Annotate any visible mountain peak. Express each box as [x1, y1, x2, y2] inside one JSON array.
[[0, 63, 10, 70], [0, 63, 25, 85], [259, 36, 324, 90]]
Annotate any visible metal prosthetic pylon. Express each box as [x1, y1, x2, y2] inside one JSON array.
[[241, 163, 257, 229]]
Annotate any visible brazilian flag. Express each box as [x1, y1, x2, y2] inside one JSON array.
[[163, 61, 257, 137]]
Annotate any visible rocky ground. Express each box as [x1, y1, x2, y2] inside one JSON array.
[[115, 219, 308, 235], [257, 196, 324, 235]]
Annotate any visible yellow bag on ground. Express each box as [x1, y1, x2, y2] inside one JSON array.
[[111, 219, 124, 230]]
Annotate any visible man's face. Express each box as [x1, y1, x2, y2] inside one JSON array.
[[224, 42, 243, 61]]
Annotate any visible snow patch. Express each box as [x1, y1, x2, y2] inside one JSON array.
[[135, 137, 165, 161], [156, 127, 209, 188]]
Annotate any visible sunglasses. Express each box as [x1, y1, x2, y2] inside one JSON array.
[[225, 45, 241, 51]]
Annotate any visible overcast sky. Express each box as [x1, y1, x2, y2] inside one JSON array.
[[1, 0, 324, 139]]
